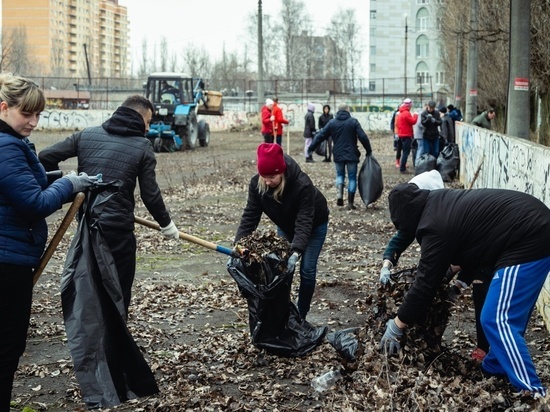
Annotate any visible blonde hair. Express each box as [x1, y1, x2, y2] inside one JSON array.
[[257, 174, 286, 203], [0, 72, 45, 113]]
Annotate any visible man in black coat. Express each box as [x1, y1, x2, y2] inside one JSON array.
[[380, 183, 550, 398], [307, 104, 372, 210], [420, 100, 442, 158]]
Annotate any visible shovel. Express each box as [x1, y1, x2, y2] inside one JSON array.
[[135, 216, 232, 256], [33, 192, 86, 286]]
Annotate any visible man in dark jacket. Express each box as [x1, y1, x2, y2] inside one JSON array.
[[420, 100, 442, 157], [307, 104, 372, 210], [318, 104, 334, 162], [39, 95, 179, 313], [380, 183, 550, 398], [439, 106, 455, 145]]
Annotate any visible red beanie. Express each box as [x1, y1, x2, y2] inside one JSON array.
[[256, 143, 287, 176]]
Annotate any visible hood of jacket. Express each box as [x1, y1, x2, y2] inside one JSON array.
[[388, 183, 430, 235], [334, 110, 351, 121], [102, 106, 146, 136]]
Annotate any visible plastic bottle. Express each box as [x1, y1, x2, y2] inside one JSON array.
[[311, 369, 342, 392]]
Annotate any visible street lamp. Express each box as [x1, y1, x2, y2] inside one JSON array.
[[404, 14, 408, 97]]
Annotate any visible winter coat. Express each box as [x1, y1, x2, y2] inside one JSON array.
[[420, 109, 442, 140], [235, 155, 329, 254], [303, 108, 316, 138], [272, 103, 289, 136], [318, 106, 333, 130], [0, 121, 73, 267], [309, 110, 372, 163], [440, 114, 455, 143], [472, 111, 492, 129], [388, 184, 550, 326], [261, 105, 274, 135], [396, 105, 418, 138], [39, 106, 171, 232]]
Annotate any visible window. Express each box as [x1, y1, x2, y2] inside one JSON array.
[[369, 81, 376, 91], [435, 63, 445, 85], [370, 46, 376, 56], [416, 8, 429, 32], [370, 63, 376, 73], [370, 10, 377, 19], [416, 0, 428, 4], [416, 35, 429, 58], [370, 27, 376, 37], [416, 62, 430, 85]]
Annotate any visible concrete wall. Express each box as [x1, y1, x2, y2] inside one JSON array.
[[456, 122, 550, 332]]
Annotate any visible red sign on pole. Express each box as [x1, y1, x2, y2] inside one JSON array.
[[514, 77, 529, 91], [469, 89, 478, 96]]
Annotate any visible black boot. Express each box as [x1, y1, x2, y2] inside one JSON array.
[[336, 184, 344, 206], [305, 155, 314, 163], [347, 192, 357, 210]]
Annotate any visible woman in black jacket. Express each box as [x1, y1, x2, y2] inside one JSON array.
[[235, 143, 329, 320], [318, 104, 334, 162]]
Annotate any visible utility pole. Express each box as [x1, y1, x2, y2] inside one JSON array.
[[404, 14, 408, 97], [257, 0, 265, 109], [454, 33, 464, 109], [506, 0, 530, 138], [465, 0, 479, 122]]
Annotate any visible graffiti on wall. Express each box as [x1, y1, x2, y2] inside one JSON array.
[[456, 123, 550, 207], [38, 110, 112, 130]]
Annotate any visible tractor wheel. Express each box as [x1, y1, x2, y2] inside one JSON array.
[[153, 137, 162, 152], [198, 120, 210, 147], [185, 114, 198, 150]]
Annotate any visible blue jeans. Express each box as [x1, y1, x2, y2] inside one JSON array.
[[422, 138, 439, 158], [399, 137, 412, 172], [334, 161, 358, 193], [278, 221, 328, 319]]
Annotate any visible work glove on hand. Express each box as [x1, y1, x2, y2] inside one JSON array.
[[379, 260, 393, 286], [160, 220, 179, 240], [379, 318, 404, 355], [285, 252, 301, 275], [447, 280, 468, 303], [63, 172, 101, 193]]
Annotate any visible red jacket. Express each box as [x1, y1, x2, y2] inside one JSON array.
[[396, 105, 418, 138], [272, 103, 289, 136], [261, 105, 274, 135]]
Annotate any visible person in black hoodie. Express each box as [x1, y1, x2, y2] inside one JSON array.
[[235, 143, 329, 320], [380, 183, 550, 398], [39, 95, 179, 314], [318, 104, 334, 162]]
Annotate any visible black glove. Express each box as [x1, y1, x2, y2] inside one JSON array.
[[285, 252, 300, 275]]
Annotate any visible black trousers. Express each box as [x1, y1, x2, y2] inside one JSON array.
[[0, 263, 33, 412]]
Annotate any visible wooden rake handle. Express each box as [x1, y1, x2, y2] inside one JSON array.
[[134, 216, 232, 256], [33, 192, 86, 286]]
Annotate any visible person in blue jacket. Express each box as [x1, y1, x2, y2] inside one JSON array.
[[0, 72, 97, 410], [307, 103, 372, 210]]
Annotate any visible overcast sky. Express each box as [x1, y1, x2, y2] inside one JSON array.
[[119, 0, 371, 74]]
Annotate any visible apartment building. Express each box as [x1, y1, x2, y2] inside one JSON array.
[[369, 0, 448, 101], [1, 0, 129, 77]]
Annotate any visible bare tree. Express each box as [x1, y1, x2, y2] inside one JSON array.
[[328, 8, 364, 92], [138, 39, 149, 77], [279, 0, 310, 82], [245, 11, 283, 78], [1, 26, 33, 75], [159, 37, 169, 72], [181, 44, 212, 79], [210, 47, 245, 94]]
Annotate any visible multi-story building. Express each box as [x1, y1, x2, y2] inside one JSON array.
[[368, 0, 449, 102], [1, 0, 129, 77]]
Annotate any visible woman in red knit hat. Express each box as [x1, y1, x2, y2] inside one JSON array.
[[234, 143, 329, 320]]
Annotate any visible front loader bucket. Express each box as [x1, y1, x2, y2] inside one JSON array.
[[198, 90, 223, 115]]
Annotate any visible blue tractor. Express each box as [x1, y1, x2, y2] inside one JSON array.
[[144, 72, 223, 152]]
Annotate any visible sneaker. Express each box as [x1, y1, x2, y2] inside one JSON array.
[[305, 156, 314, 163], [323, 158, 331, 162], [336, 198, 344, 206], [471, 347, 487, 362], [395, 159, 400, 168]]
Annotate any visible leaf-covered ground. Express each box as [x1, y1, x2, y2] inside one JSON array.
[[11, 130, 549, 411]]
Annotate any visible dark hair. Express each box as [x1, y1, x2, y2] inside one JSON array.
[[487, 107, 495, 113], [121, 95, 154, 114], [447, 104, 455, 111]]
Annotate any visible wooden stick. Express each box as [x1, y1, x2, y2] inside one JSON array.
[[33, 192, 86, 286], [468, 156, 485, 190], [135, 216, 232, 256]]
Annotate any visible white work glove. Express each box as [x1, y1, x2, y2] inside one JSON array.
[[379, 259, 393, 285], [379, 318, 404, 355], [160, 220, 179, 240], [62, 172, 101, 193]]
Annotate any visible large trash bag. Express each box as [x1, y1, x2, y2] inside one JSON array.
[[436, 143, 460, 182], [61, 182, 159, 409], [226, 254, 327, 357], [358, 154, 383, 206], [415, 153, 437, 175], [314, 139, 327, 157]]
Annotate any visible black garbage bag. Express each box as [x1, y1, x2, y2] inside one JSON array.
[[226, 254, 327, 357], [61, 183, 158, 409], [314, 140, 327, 157], [415, 153, 437, 175], [358, 154, 383, 206], [436, 143, 460, 182]]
